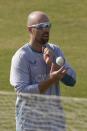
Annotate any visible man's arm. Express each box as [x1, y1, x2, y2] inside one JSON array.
[[53, 45, 76, 86], [10, 53, 40, 93], [10, 52, 67, 94], [38, 66, 67, 94], [43, 45, 76, 87], [61, 67, 76, 86]]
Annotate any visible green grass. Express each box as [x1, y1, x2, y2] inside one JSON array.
[[0, 0, 87, 97]]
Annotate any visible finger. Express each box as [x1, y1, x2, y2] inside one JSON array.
[[60, 68, 69, 79], [42, 45, 46, 53], [62, 69, 68, 74], [57, 66, 65, 73], [43, 48, 49, 54]]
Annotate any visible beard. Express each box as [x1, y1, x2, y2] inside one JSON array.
[[35, 36, 49, 45], [39, 32, 49, 45], [34, 31, 50, 45], [40, 36, 49, 45]]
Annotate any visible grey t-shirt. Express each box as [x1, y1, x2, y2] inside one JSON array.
[[10, 43, 76, 95]]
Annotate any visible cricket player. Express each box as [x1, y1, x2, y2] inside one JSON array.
[[10, 11, 76, 131]]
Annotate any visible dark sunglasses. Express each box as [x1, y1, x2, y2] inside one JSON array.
[[28, 22, 51, 29]]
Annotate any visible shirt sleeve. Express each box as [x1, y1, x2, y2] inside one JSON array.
[[54, 45, 76, 86], [10, 52, 40, 93]]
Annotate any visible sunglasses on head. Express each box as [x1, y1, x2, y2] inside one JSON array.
[[28, 22, 51, 29]]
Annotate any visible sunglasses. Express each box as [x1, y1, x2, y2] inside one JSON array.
[[28, 22, 51, 29]]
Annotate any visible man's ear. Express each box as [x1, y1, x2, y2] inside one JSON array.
[[28, 27, 32, 32]]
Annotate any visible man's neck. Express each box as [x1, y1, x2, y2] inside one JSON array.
[[29, 40, 43, 53]]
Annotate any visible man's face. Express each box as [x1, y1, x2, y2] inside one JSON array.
[[30, 22, 51, 45]]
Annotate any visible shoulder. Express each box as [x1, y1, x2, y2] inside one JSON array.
[[47, 42, 61, 52], [11, 43, 30, 63], [47, 42, 64, 57], [47, 43, 60, 50]]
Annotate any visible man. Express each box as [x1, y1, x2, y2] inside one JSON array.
[[10, 11, 76, 131]]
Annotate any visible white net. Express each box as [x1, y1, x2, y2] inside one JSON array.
[[0, 92, 87, 131], [0, 92, 16, 131]]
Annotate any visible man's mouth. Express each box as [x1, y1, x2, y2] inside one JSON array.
[[42, 34, 49, 37]]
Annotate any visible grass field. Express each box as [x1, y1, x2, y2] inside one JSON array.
[[0, 92, 87, 131], [0, 0, 87, 97]]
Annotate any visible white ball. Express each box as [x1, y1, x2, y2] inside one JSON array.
[[56, 56, 64, 66]]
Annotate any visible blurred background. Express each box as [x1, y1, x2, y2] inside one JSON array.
[[0, 0, 87, 97]]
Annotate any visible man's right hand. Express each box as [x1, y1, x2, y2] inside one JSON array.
[[39, 65, 68, 94], [49, 65, 68, 83]]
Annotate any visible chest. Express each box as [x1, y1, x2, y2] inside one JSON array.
[[30, 56, 47, 74], [28, 53, 49, 82]]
